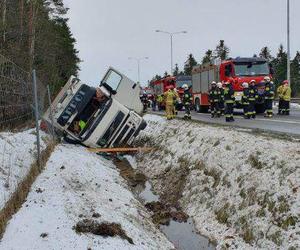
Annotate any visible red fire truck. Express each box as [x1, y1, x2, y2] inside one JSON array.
[[150, 76, 176, 95], [149, 75, 192, 109], [192, 57, 273, 113]]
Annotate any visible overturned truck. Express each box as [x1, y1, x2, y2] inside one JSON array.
[[43, 67, 147, 148]]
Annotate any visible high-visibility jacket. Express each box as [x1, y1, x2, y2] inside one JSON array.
[[264, 82, 275, 100], [241, 88, 250, 105], [277, 85, 284, 99], [209, 87, 220, 103], [282, 85, 291, 101], [182, 90, 192, 105], [164, 90, 177, 105], [157, 95, 163, 103], [224, 84, 235, 104], [79, 120, 86, 130], [249, 85, 258, 102], [219, 88, 224, 102]]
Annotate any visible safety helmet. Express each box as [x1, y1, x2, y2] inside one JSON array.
[[211, 81, 217, 85], [242, 82, 249, 88], [283, 80, 289, 85], [250, 80, 256, 84], [264, 76, 271, 82], [217, 82, 223, 88], [182, 84, 189, 90]]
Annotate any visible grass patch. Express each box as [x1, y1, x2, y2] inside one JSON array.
[[267, 230, 283, 246], [74, 219, 134, 244], [215, 203, 230, 224], [204, 168, 221, 188], [213, 140, 220, 147], [248, 154, 265, 169]]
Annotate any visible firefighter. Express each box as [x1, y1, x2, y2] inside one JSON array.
[[157, 94, 163, 111], [277, 81, 284, 115], [152, 94, 157, 111], [241, 82, 251, 119], [281, 80, 291, 115], [163, 85, 177, 120], [249, 80, 258, 119], [217, 82, 225, 115], [209, 81, 221, 118], [224, 81, 235, 122], [140, 91, 148, 112], [172, 87, 180, 117], [182, 84, 192, 119], [263, 76, 275, 118]]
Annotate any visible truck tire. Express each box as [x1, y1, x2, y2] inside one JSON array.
[[195, 98, 201, 113], [255, 104, 265, 114]]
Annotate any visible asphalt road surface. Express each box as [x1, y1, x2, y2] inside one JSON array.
[[151, 106, 300, 137]]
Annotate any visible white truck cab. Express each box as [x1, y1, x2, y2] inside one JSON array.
[[43, 68, 146, 148]]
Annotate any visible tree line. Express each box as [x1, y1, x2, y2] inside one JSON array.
[[0, 0, 80, 95], [152, 40, 300, 96]]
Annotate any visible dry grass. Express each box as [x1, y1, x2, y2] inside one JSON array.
[[0, 142, 56, 238]]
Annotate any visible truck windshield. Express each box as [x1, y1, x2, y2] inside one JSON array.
[[234, 62, 269, 76]]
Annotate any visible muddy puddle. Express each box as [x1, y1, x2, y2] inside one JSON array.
[[114, 156, 215, 250]]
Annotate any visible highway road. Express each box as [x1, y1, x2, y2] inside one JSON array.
[[151, 106, 300, 137]]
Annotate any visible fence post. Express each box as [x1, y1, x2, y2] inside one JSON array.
[[47, 85, 55, 141], [32, 69, 41, 169]]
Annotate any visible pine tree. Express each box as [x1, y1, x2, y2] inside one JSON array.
[[271, 45, 287, 88], [259, 46, 273, 61], [0, 0, 80, 95], [291, 51, 300, 96], [215, 40, 229, 60], [202, 50, 213, 64], [184, 53, 197, 75], [173, 63, 179, 76]]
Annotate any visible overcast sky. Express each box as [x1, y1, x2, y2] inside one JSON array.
[[63, 0, 300, 86]]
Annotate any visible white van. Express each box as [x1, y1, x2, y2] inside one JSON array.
[[43, 68, 146, 148]]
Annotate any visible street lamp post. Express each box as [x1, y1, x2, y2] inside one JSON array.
[[155, 30, 187, 75], [128, 57, 149, 84], [287, 0, 291, 87]]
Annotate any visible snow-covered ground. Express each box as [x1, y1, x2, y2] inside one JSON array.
[[135, 114, 300, 250], [0, 129, 47, 210], [0, 144, 174, 250]]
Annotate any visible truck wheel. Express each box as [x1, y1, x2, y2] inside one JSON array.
[[195, 98, 201, 113], [255, 104, 265, 114]]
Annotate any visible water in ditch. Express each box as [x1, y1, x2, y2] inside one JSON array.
[[116, 156, 215, 250]]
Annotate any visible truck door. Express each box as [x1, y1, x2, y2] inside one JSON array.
[[100, 68, 143, 114]]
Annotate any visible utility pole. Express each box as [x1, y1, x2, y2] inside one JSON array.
[[128, 57, 149, 84], [287, 0, 291, 86]]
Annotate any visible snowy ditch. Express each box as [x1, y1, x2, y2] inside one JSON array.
[[132, 114, 300, 250], [116, 155, 214, 250]]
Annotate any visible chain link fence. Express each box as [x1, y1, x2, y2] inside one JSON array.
[[0, 54, 57, 212]]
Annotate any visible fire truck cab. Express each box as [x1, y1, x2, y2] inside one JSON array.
[[192, 57, 272, 113]]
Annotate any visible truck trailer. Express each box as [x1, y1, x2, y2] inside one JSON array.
[[43, 67, 146, 148], [192, 57, 273, 113]]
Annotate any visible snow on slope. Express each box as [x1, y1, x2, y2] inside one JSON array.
[[135, 114, 300, 250], [0, 144, 174, 250], [0, 129, 47, 210]]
